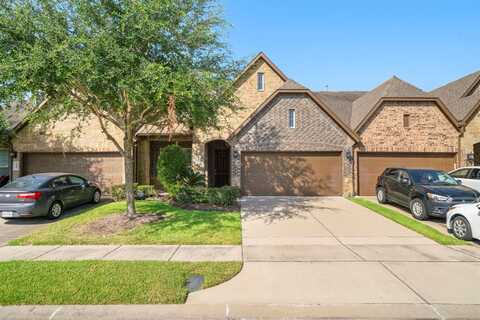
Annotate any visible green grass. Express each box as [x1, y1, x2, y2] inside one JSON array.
[[349, 197, 468, 245], [0, 260, 242, 305], [10, 200, 241, 245]]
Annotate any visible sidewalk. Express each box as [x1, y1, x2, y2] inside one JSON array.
[[0, 245, 242, 261]]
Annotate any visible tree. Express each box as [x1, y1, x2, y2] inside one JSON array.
[[0, 0, 240, 217]]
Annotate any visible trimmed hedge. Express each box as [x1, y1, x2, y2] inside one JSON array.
[[175, 186, 240, 207]]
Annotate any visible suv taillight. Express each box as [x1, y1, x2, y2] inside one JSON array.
[[16, 192, 42, 201]]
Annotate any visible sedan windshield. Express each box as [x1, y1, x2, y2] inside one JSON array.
[[409, 170, 458, 186], [2, 175, 49, 189]]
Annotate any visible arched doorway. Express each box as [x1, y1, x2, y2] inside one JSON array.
[[206, 140, 231, 187]]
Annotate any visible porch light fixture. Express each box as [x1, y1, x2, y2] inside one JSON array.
[[233, 150, 239, 159], [467, 153, 475, 161]]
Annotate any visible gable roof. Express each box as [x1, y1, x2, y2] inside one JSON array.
[[234, 52, 288, 84], [351, 76, 426, 130], [229, 86, 360, 143], [314, 91, 366, 125], [430, 71, 480, 122]]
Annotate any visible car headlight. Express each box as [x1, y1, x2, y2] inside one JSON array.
[[427, 193, 452, 203]]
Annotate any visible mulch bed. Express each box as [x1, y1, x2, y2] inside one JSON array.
[[80, 213, 165, 236]]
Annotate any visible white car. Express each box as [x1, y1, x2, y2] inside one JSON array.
[[446, 203, 480, 241], [449, 167, 480, 192]]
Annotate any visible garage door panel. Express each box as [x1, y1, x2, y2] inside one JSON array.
[[242, 152, 342, 196], [23, 153, 123, 189], [358, 153, 456, 196]]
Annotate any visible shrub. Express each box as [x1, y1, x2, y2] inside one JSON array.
[[157, 144, 190, 193], [175, 186, 240, 207], [137, 185, 156, 198], [110, 184, 156, 201], [181, 168, 205, 187]]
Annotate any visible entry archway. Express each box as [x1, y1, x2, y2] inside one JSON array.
[[206, 140, 231, 187]]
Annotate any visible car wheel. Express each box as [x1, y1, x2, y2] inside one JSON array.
[[376, 187, 388, 204], [451, 216, 473, 241], [91, 189, 101, 204], [47, 201, 63, 220], [409, 198, 428, 220]]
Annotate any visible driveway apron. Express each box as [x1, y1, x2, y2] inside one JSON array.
[[187, 196, 480, 305]]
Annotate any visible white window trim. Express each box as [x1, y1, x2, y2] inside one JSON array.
[[288, 109, 296, 128], [257, 72, 265, 91]]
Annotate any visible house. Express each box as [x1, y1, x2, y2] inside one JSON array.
[[8, 53, 480, 197]]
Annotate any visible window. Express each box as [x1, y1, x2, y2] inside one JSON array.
[[0, 150, 8, 168], [449, 168, 470, 179], [257, 72, 265, 91], [470, 169, 480, 180], [288, 109, 296, 128], [69, 176, 86, 185], [403, 114, 410, 128], [51, 176, 69, 188], [385, 168, 399, 178]]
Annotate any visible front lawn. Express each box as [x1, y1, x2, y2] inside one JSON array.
[[10, 200, 241, 245], [349, 197, 467, 245], [0, 260, 241, 305]]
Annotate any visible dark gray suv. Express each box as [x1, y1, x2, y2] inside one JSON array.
[[0, 173, 101, 219], [376, 168, 480, 220]]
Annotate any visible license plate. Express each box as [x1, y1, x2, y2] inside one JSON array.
[[1, 211, 15, 218]]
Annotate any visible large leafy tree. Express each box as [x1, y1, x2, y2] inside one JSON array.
[[0, 0, 239, 216]]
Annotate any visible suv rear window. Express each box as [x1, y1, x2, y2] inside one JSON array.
[[385, 169, 399, 178]]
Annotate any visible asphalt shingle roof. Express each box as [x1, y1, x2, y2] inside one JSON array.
[[350, 76, 426, 129], [314, 91, 366, 125], [430, 71, 480, 121]]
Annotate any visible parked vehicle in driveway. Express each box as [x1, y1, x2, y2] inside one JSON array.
[[0, 173, 101, 219], [449, 166, 480, 192], [446, 203, 480, 241], [376, 168, 480, 220]]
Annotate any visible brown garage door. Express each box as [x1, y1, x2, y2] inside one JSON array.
[[241, 152, 342, 196], [23, 152, 124, 189], [358, 152, 456, 196]]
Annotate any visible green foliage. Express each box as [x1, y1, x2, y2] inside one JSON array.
[[137, 185, 157, 198], [157, 144, 190, 193], [0, 0, 242, 215], [110, 184, 156, 201], [0, 111, 9, 144], [349, 197, 468, 245], [182, 168, 206, 187], [0, 261, 242, 305], [10, 200, 241, 245], [176, 186, 240, 207]]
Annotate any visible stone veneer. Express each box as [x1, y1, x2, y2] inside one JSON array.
[[230, 93, 355, 195], [460, 109, 480, 166]]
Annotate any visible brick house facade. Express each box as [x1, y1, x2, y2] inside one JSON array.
[[8, 52, 480, 196]]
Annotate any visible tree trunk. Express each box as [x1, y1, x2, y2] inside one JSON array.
[[124, 138, 136, 218]]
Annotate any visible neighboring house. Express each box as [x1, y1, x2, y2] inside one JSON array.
[[7, 52, 480, 197]]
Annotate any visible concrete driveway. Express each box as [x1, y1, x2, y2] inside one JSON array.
[[0, 200, 110, 246], [188, 196, 480, 317]]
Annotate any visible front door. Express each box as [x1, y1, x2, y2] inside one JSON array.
[[213, 149, 229, 187]]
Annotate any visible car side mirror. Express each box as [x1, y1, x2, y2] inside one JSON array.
[[400, 177, 410, 185]]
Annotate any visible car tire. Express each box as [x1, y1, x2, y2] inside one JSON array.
[[91, 189, 101, 204], [46, 201, 63, 220], [376, 187, 388, 204], [409, 198, 429, 220], [451, 215, 473, 241]]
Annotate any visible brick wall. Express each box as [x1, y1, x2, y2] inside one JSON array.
[[359, 101, 459, 153], [12, 115, 123, 153], [460, 111, 480, 166], [192, 57, 286, 175], [231, 93, 355, 195]]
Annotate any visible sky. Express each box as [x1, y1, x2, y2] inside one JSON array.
[[221, 0, 480, 92]]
